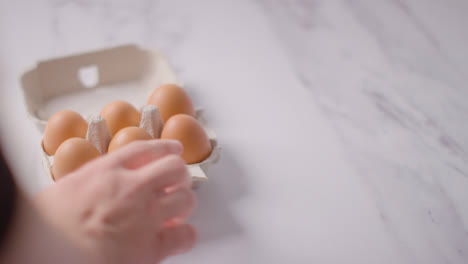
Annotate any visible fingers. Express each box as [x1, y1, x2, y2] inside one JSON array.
[[156, 188, 196, 222], [105, 139, 183, 169], [157, 224, 197, 258], [136, 154, 191, 192]]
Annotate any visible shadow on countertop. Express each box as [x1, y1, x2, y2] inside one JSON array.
[[190, 145, 249, 244]]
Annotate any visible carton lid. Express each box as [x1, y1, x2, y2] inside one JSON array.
[[21, 44, 179, 131]]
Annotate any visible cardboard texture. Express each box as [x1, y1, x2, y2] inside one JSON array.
[[20, 44, 220, 187]]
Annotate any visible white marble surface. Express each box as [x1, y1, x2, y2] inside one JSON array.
[[0, 0, 467, 263]]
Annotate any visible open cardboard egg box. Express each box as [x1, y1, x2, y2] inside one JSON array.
[[20, 44, 220, 188]]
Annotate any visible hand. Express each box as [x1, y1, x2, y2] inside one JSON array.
[[35, 140, 197, 264]]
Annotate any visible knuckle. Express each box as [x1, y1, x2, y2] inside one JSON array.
[[123, 140, 149, 155], [124, 141, 151, 156], [166, 155, 186, 170], [90, 168, 129, 200], [152, 139, 178, 156], [84, 221, 106, 239], [159, 140, 172, 153], [128, 140, 148, 149], [112, 168, 129, 182], [77, 155, 108, 174]]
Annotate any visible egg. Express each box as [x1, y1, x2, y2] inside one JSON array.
[[108, 127, 153, 152], [161, 114, 211, 164], [100, 101, 141, 136], [43, 110, 88, 155], [52, 138, 100, 181], [147, 84, 195, 123]]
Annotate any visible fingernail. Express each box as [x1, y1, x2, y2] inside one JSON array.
[[183, 226, 197, 250], [174, 225, 197, 253]]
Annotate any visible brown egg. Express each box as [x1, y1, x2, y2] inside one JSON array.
[[161, 114, 211, 164], [147, 84, 196, 123], [43, 110, 88, 155], [52, 138, 100, 181], [101, 101, 141, 136], [108, 127, 153, 153]]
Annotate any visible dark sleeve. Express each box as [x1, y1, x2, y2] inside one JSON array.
[[0, 152, 17, 248]]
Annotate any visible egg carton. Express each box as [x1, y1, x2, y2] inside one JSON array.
[[20, 44, 220, 188]]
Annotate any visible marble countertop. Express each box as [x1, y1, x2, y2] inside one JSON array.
[[0, 0, 467, 263]]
